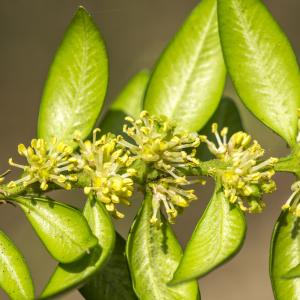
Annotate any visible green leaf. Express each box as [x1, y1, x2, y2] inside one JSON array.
[[0, 230, 34, 300], [80, 233, 137, 300], [13, 196, 98, 264], [40, 196, 115, 299], [218, 0, 300, 146], [144, 0, 226, 132], [38, 7, 108, 147], [270, 211, 300, 300], [198, 97, 243, 160], [100, 70, 150, 135], [171, 181, 246, 284], [126, 190, 200, 300]]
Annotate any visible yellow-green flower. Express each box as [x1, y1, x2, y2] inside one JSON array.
[[76, 129, 136, 219], [8, 138, 77, 190], [149, 175, 199, 225], [202, 123, 277, 213], [121, 111, 200, 175], [119, 111, 202, 223]]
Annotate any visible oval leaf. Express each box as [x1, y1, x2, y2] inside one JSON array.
[[218, 0, 300, 146], [171, 181, 246, 284], [40, 196, 115, 299], [80, 233, 137, 300], [126, 191, 200, 300], [144, 0, 226, 132], [101, 70, 150, 135], [270, 211, 300, 299], [14, 196, 98, 264], [0, 231, 34, 300], [38, 7, 108, 147], [198, 97, 243, 160]]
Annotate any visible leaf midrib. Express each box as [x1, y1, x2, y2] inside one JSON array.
[[139, 210, 165, 300], [229, 0, 290, 121], [170, 3, 217, 120], [60, 15, 91, 141], [0, 240, 28, 297], [21, 200, 87, 255]]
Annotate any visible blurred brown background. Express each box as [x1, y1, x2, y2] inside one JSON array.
[[0, 0, 299, 299]]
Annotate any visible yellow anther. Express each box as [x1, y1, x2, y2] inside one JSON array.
[[212, 123, 218, 133], [127, 168, 137, 176], [105, 203, 115, 212], [140, 111, 148, 118], [18, 144, 27, 155], [125, 116, 134, 123], [291, 181, 300, 192], [150, 216, 159, 225], [221, 127, 228, 137], [111, 194, 120, 203], [84, 187, 92, 194], [281, 203, 290, 211], [40, 181, 48, 191], [114, 210, 125, 219], [171, 195, 189, 207]]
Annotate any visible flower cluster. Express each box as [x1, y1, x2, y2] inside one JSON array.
[[202, 124, 277, 213], [121, 111, 201, 224], [121, 111, 200, 174], [8, 138, 78, 190], [149, 176, 200, 225], [75, 129, 136, 219], [2, 110, 282, 223]]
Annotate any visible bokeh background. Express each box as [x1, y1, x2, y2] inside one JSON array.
[[0, 0, 299, 299]]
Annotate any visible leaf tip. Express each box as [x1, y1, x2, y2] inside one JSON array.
[[76, 5, 90, 17], [73, 6, 93, 24]]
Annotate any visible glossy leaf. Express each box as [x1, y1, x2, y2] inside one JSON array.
[[126, 190, 200, 300], [14, 196, 98, 264], [0, 231, 34, 300], [40, 196, 115, 299], [144, 0, 226, 132], [218, 0, 300, 146], [38, 7, 108, 147], [270, 211, 300, 299], [198, 97, 243, 160], [80, 233, 136, 300], [101, 70, 150, 135], [171, 181, 246, 284]]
